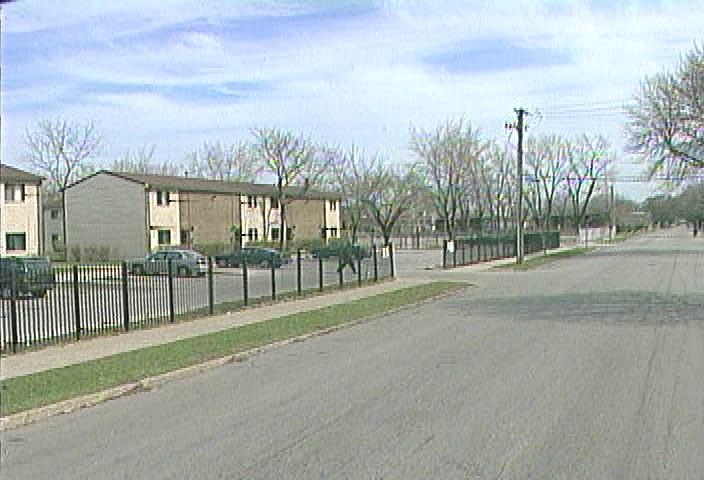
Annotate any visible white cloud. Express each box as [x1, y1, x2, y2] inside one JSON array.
[[2, 0, 703, 200]]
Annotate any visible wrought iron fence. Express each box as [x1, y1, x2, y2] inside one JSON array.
[[441, 232, 560, 268], [0, 245, 394, 354]]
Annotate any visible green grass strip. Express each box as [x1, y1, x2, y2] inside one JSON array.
[[493, 247, 595, 271], [1, 281, 464, 416]]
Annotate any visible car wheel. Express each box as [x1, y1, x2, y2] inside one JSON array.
[[32, 290, 47, 299]]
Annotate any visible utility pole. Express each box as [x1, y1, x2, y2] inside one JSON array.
[[610, 184, 616, 243], [506, 108, 527, 264]]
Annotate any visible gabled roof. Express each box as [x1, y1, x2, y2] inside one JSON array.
[[0, 164, 44, 184], [68, 170, 341, 200]]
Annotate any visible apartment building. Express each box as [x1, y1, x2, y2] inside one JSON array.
[[0, 164, 44, 256], [64, 171, 342, 259]]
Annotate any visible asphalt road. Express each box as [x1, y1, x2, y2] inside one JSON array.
[[2, 228, 703, 479]]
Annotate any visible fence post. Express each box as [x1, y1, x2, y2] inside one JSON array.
[[121, 262, 130, 331], [297, 249, 302, 296], [270, 253, 276, 301], [357, 251, 362, 286], [372, 245, 378, 281], [9, 270, 18, 353], [167, 259, 175, 323], [318, 255, 324, 292], [443, 240, 447, 268], [389, 243, 395, 277], [461, 240, 466, 265], [207, 257, 214, 314], [338, 256, 344, 289], [453, 242, 457, 268], [242, 257, 249, 306], [72, 265, 81, 341]]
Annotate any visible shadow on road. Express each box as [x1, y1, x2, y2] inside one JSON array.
[[446, 291, 704, 327]]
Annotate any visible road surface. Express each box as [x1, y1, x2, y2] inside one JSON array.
[[1, 227, 702, 479]]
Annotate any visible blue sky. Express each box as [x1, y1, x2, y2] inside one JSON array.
[[2, 0, 702, 200]]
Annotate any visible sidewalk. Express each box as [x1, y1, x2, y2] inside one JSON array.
[[0, 278, 426, 380]]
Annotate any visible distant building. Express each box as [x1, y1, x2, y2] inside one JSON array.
[[64, 171, 342, 259], [0, 164, 44, 256]]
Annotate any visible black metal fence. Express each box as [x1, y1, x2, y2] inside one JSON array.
[[442, 232, 560, 268], [0, 246, 394, 354]]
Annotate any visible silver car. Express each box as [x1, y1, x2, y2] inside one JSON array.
[[128, 249, 208, 277]]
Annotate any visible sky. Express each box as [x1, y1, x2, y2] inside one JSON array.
[[2, 0, 702, 201]]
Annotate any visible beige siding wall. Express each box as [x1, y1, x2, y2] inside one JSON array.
[[179, 192, 241, 247], [0, 183, 41, 256], [325, 199, 341, 238], [241, 194, 265, 245], [287, 198, 327, 241], [65, 173, 147, 259], [148, 190, 180, 250]]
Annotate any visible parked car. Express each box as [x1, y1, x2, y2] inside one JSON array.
[[0, 256, 56, 299], [214, 247, 286, 268], [310, 242, 370, 260], [127, 249, 208, 277]]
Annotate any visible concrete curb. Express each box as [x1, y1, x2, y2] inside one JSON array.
[[0, 283, 467, 432]]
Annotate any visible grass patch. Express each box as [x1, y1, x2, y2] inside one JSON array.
[[0, 281, 464, 417], [492, 247, 595, 271]]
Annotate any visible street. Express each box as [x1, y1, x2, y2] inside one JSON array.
[[1, 228, 703, 479]]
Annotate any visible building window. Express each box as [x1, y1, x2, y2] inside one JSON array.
[[329, 227, 338, 238], [50, 209, 60, 219], [329, 200, 337, 211], [286, 226, 295, 241], [247, 228, 259, 241], [270, 196, 279, 209], [157, 229, 171, 245], [156, 191, 171, 206], [4, 184, 25, 203], [6, 233, 27, 251], [247, 195, 258, 208], [270, 227, 280, 241], [51, 234, 62, 247]]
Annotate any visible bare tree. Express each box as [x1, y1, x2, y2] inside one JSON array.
[[24, 118, 101, 192], [187, 141, 257, 181], [627, 43, 704, 177], [252, 128, 331, 249], [565, 135, 613, 231], [24, 118, 101, 257], [523, 134, 569, 235], [410, 119, 483, 240], [363, 162, 419, 245], [328, 145, 371, 244], [109, 145, 180, 175], [483, 142, 515, 231]]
